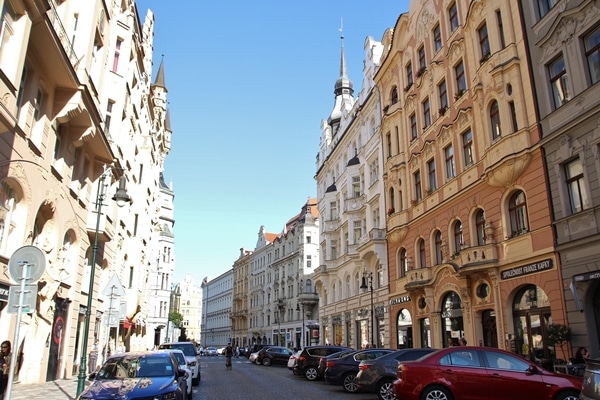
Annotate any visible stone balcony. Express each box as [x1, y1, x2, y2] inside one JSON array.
[[404, 267, 433, 289]]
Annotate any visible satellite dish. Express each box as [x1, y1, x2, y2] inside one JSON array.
[[8, 245, 46, 283]]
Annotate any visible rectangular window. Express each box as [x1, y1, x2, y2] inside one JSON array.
[[353, 220, 362, 244], [410, 113, 418, 141], [330, 201, 338, 220], [433, 24, 442, 52], [414, 170, 422, 201], [538, 0, 557, 18], [449, 2, 459, 32], [455, 60, 466, 96], [509, 101, 518, 132], [496, 10, 506, 49], [104, 100, 115, 132], [33, 88, 44, 121], [462, 129, 474, 166], [549, 55, 569, 108], [112, 38, 122, 73], [133, 214, 139, 236], [418, 46, 426, 71], [386, 133, 392, 158], [406, 61, 413, 89], [438, 79, 448, 112], [445, 145, 455, 180], [0, 2, 16, 57], [428, 159, 437, 191], [307, 255, 312, 268], [352, 176, 361, 198], [565, 158, 589, 214], [330, 239, 337, 260], [423, 97, 431, 128], [479, 22, 490, 61], [584, 26, 600, 85]]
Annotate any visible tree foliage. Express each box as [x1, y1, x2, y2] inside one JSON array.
[[169, 311, 184, 327]]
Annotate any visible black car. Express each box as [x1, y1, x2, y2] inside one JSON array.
[[255, 346, 294, 366], [293, 345, 353, 381], [245, 344, 269, 358], [324, 348, 395, 392], [355, 348, 436, 400], [317, 349, 356, 379], [79, 351, 188, 400]]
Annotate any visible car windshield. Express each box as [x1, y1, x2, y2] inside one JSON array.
[[160, 343, 195, 357], [97, 354, 173, 379], [171, 352, 186, 366]]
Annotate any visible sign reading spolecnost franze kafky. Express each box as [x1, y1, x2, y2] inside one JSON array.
[[501, 259, 553, 280]]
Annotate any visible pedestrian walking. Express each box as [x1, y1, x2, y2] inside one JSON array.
[[0, 341, 12, 400]]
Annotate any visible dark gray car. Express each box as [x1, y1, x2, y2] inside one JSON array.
[[355, 348, 436, 400]]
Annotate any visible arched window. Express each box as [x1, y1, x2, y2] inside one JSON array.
[[391, 86, 399, 104], [509, 190, 529, 236], [490, 100, 501, 140], [399, 248, 408, 278], [434, 230, 443, 264], [397, 309, 413, 349], [453, 220, 463, 253], [475, 209, 486, 245], [418, 239, 426, 268]]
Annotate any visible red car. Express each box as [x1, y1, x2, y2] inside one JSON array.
[[393, 346, 582, 400]]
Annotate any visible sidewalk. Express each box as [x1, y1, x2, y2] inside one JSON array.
[[6, 378, 88, 400]]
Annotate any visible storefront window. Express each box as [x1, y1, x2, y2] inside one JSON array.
[[513, 285, 552, 364], [420, 318, 431, 348], [441, 291, 463, 347], [397, 308, 413, 349]]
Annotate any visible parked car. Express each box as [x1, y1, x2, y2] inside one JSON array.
[[325, 348, 395, 393], [581, 358, 600, 400], [355, 348, 436, 400], [79, 351, 187, 400], [246, 344, 269, 358], [158, 349, 192, 400], [238, 347, 250, 357], [393, 346, 582, 400], [294, 345, 353, 381], [288, 349, 303, 374], [157, 342, 201, 386], [255, 346, 294, 366], [317, 349, 356, 379], [249, 351, 260, 363]]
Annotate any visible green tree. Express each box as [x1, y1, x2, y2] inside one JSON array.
[[546, 323, 572, 360], [169, 311, 183, 327]]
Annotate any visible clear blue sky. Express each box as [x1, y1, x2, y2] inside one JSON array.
[[135, 1, 410, 283]]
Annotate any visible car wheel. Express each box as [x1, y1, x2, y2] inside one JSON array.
[[376, 379, 395, 400], [342, 373, 358, 393], [421, 385, 453, 400], [192, 376, 200, 386], [262, 358, 272, 366], [554, 391, 580, 400], [304, 366, 318, 381]]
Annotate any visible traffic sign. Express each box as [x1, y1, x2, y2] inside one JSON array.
[[7, 284, 38, 313], [102, 274, 126, 297]]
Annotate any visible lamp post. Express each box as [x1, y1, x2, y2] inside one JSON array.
[[360, 271, 375, 347], [296, 303, 305, 348], [275, 317, 281, 346], [76, 168, 130, 397]]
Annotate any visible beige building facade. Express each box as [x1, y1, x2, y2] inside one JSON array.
[[0, 0, 172, 384], [378, 0, 565, 364]]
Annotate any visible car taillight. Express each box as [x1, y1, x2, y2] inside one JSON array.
[[397, 363, 406, 379], [298, 356, 306, 361], [326, 361, 336, 368], [358, 364, 370, 371]]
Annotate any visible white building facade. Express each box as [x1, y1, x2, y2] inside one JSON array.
[[314, 35, 389, 348], [201, 269, 233, 348]]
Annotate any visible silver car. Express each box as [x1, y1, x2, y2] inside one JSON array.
[[158, 342, 201, 386]]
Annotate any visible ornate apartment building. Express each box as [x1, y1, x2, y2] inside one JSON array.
[[314, 35, 389, 349], [0, 0, 173, 383], [520, 0, 600, 356], [378, 0, 564, 361]]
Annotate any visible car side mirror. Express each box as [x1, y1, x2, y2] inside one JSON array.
[[87, 372, 97, 380], [527, 365, 538, 374], [177, 368, 187, 378]]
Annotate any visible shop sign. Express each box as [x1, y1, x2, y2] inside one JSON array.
[[573, 271, 600, 282], [0, 282, 9, 302], [390, 295, 411, 305], [501, 259, 553, 280]]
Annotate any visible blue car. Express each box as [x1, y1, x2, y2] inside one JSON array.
[[78, 351, 188, 400]]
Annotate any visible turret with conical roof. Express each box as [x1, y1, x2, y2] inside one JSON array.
[[328, 27, 355, 134]]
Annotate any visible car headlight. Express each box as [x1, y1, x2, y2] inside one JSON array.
[[188, 361, 196, 367]]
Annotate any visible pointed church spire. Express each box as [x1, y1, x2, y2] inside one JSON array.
[[153, 54, 166, 88], [328, 18, 354, 126], [334, 20, 353, 97]]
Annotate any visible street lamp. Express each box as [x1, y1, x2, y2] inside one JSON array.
[[360, 271, 375, 347], [296, 303, 305, 348], [76, 167, 130, 396]]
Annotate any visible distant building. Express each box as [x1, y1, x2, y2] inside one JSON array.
[[201, 269, 233, 347], [179, 274, 202, 343]]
